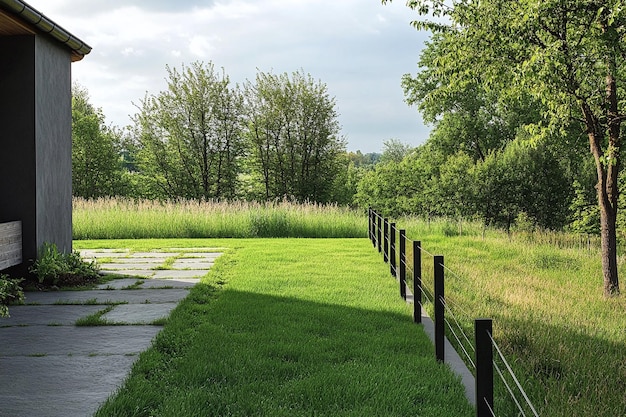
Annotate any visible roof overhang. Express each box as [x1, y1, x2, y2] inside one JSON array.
[[0, 0, 91, 62]]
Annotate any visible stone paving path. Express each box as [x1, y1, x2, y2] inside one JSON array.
[[0, 248, 221, 417]]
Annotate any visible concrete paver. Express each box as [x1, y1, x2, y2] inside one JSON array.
[[180, 252, 223, 260], [0, 326, 161, 356], [131, 252, 181, 258], [102, 304, 177, 324], [140, 278, 199, 289], [0, 248, 221, 417], [101, 269, 155, 277], [0, 355, 138, 417], [0, 305, 105, 326], [97, 278, 144, 289], [24, 289, 191, 305], [102, 262, 161, 270], [101, 257, 169, 264], [152, 269, 208, 279], [171, 260, 214, 269]]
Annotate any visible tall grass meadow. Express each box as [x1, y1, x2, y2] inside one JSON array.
[[73, 197, 367, 239], [371, 213, 623, 416]]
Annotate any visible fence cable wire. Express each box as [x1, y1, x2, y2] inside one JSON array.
[[443, 317, 476, 369], [371, 212, 538, 417], [417, 283, 433, 304], [437, 267, 476, 318], [488, 331, 540, 417], [417, 244, 436, 258], [399, 258, 414, 276], [485, 397, 497, 417], [494, 361, 527, 417], [439, 295, 476, 354]]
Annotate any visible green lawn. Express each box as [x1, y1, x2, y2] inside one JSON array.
[[74, 238, 472, 417]]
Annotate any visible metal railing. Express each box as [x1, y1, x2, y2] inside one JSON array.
[[369, 208, 539, 417]]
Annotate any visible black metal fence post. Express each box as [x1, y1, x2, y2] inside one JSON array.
[[475, 319, 494, 417], [368, 208, 373, 245], [434, 255, 445, 362], [377, 215, 382, 253], [399, 230, 406, 300], [413, 240, 421, 323], [390, 223, 396, 277], [383, 218, 389, 263]]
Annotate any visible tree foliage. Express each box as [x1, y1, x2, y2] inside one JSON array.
[[243, 70, 345, 202], [384, 0, 626, 295], [132, 62, 246, 200], [72, 85, 126, 198]]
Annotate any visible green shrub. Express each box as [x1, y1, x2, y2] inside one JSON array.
[[0, 274, 24, 317], [29, 242, 100, 287]]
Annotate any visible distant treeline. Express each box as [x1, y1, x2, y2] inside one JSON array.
[[72, 62, 381, 206], [72, 60, 612, 236]]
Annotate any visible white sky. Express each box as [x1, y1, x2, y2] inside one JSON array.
[[27, 0, 432, 153]]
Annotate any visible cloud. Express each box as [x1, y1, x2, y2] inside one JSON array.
[[28, 0, 431, 153], [188, 35, 218, 57]]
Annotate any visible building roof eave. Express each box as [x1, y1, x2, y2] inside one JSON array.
[[0, 0, 91, 61]]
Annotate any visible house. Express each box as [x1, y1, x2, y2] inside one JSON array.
[[0, 0, 91, 276]]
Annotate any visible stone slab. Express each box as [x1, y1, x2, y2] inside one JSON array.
[[0, 305, 105, 326], [102, 303, 177, 324], [0, 248, 213, 417], [0, 326, 161, 356], [97, 278, 145, 290], [79, 249, 130, 254], [101, 257, 169, 264], [152, 269, 208, 279], [171, 260, 214, 269], [179, 252, 223, 259], [102, 262, 161, 270], [100, 269, 155, 278], [131, 252, 181, 258], [0, 355, 139, 417], [140, 278, 199, 289], [24, 289, 190, 305]]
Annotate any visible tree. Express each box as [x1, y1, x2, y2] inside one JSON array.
[[72, 85, 126, 198], [243, 70, 345, 203], [380, 138, 413, 164], [354, 142, 444, 218], [473, 140, 573, 231], [132, 62, 246, 200], [401, 32, 543, 163], [384, 0, 626, 296]]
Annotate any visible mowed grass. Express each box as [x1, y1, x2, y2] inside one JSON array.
[[76, 238, 473, 417], [73, 198, 366, 239], [398, 226, 626, 417]]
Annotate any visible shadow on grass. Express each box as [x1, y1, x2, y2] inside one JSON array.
[[96, 284, 474, 417]]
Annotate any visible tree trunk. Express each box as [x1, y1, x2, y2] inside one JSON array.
[[599, 197, 619, 296], [582, 100, 620, 296], [599, 19, 621, 296]]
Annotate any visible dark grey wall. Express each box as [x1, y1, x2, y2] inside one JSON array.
[[0, 34, 73, 275], [0, 36, 37, 271], [35, 35, 72, 254]]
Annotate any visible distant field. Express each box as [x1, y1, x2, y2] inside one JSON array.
[[73, 197, 366, 239]]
